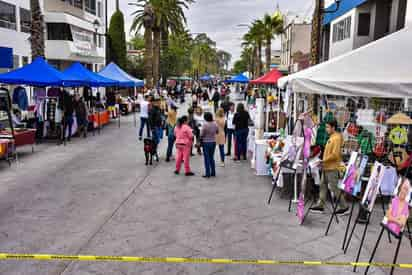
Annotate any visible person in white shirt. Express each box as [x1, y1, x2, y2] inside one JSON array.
[[226, 103, 236, 156], [138, 95, 151, 140]]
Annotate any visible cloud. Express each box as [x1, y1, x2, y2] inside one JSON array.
[[110, 0, 313, 67]]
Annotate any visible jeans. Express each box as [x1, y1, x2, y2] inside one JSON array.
[[139, 117, 150, 138], [166, 125, 175, 159], [226, 128, 235, 155], [218, 144, 225, 162], [235, 128, 249, 160], [151, 126, 161, 157], [63, 115, 74, 141], [202, 142, 216, 177]]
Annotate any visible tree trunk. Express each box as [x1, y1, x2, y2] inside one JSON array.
[[252, 47, 257, 79], [152, 29, 161, 88], [30, 0, 45, 59], [160, 29, 169, 86], [310, 0, 324, 65], [144, 28, 153, 88], [266, 38, 271, 72], [257, 41, 262, 76]]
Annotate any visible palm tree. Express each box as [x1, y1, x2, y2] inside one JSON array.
[[311, 0, 324, 65], [249, 20, 265, 77], [262, 11, 283, 72], [131, 0, 193, 87], [30, 0, 45, 58], [217, 50, 232, 72], [131, 1, 155, 87]]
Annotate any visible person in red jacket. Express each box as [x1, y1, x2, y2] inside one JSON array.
[[174, 115, 195, 176]]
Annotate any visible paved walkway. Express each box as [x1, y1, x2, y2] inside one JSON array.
[[0, 114, 410, 275]]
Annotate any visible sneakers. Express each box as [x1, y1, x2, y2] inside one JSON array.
[[335, 207, 349, 216], [174, 170, 179, 175], [310, 204, 325, 213], [220, 162, 225, 167], [185, 172, 195, 176]]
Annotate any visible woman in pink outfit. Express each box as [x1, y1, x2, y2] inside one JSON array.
[[174, 116, 195, 176]]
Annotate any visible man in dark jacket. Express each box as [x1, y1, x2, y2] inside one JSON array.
[[74, 94, 88, 138], [148, 98, 162, 161]]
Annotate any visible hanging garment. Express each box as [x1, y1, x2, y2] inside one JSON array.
[[12, 86, 29, 111], [380, 166, 398, 196], [357, 130, 375, 154]]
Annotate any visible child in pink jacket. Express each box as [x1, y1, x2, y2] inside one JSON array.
[[174, 116, 195, 176]]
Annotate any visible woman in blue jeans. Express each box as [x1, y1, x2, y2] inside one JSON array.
[[233, 103, 250, 161], [200, 112, 218, 178]]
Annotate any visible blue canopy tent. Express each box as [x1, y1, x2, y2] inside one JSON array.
[[0, 57, 78, 87], [225, 73, 249, 84], [99, 62, 144, 87], [199, 74, 213, 81], [63, 62, 118, 87]]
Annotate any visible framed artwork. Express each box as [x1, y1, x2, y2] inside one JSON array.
[[339, 152, 368, 196], [382, 177, 411, 236], [361, 162, 385, 212]]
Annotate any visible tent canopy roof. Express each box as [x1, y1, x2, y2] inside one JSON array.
[[63, 62, 118, 87], [199, 74, 213, 81], [0, 57, 77, 87], [251, 69, 283, 85], [99, 62, 144, 87], [225, 73, 249, 83], [278, 27, 412, 98]]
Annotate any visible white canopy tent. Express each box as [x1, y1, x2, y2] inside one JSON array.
[[278, 26, 412, 98]]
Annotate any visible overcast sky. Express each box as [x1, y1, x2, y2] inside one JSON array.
[[109, 0, 329, 67]]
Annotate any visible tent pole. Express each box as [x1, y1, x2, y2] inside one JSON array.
[[276, 88, 280, 132]]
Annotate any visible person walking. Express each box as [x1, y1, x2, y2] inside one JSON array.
[[148, 98, 162, 161], [166, 105, 177, 162], [310, 119, 348, 214], [174, 116, 195, 176], [215, 108, 226, 167], [233, 103, 250, 161], [200, 112, 218, 178], [226, 103, 235, 156], [212, 88, 220, 114], [73, 94, 88, 138], [138, 95, 151, 140]]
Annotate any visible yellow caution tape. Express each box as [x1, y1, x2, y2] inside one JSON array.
[[0, 253, 410, 268]]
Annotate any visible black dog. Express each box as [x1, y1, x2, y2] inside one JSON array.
[[144, 138, 156, 165]]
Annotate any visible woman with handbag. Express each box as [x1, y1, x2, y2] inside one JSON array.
[[174, 116, 195, 176]]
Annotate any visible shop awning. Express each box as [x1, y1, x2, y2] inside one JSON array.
[[225, 73, 249, 84], [278, 27, 412, 98], [99, 62, 144, 87], [251, 69, 283, 85], [0, 57, 78, 87], [63, 62, 119, 87], [199, 74, 213, 81]]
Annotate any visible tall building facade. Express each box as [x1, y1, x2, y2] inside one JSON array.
[[321, 0, 408, 61], [0, 0, 106, 72], [280, 15, 312, 74]]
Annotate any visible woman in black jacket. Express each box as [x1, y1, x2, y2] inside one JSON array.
[[233, 103, 250, 161]]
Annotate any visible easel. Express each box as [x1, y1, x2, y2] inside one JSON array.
[[343, 189, 393, 273], [364, 223, 405, 275]]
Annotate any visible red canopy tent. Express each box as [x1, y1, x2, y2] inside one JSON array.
[[250, 69, 283, 85]]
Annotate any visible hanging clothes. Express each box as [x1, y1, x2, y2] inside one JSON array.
[[12, 86, 28, 111], [380, 166, 398, 196]]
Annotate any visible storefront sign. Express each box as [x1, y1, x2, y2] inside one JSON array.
[[0, 47, 13, 68]]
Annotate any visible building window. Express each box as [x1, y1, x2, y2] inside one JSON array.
[[22, 56, 29, 66], [0, 0, 16, 30], [62, 0, 83, 9], [332, 16, 351, 42], [85, 0, 96, 15], [358, 13, 370, 36], [47, 23, 73, 41], [20, 8, 31, 33], [13, 55, 19, 69], [97, 1, 102, 18]]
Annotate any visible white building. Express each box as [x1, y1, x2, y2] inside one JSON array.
[[280, 15, 312, 73], [0, 0, 106, 72], [321, 0, 408, 61], [0, 0, 31, 71]]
